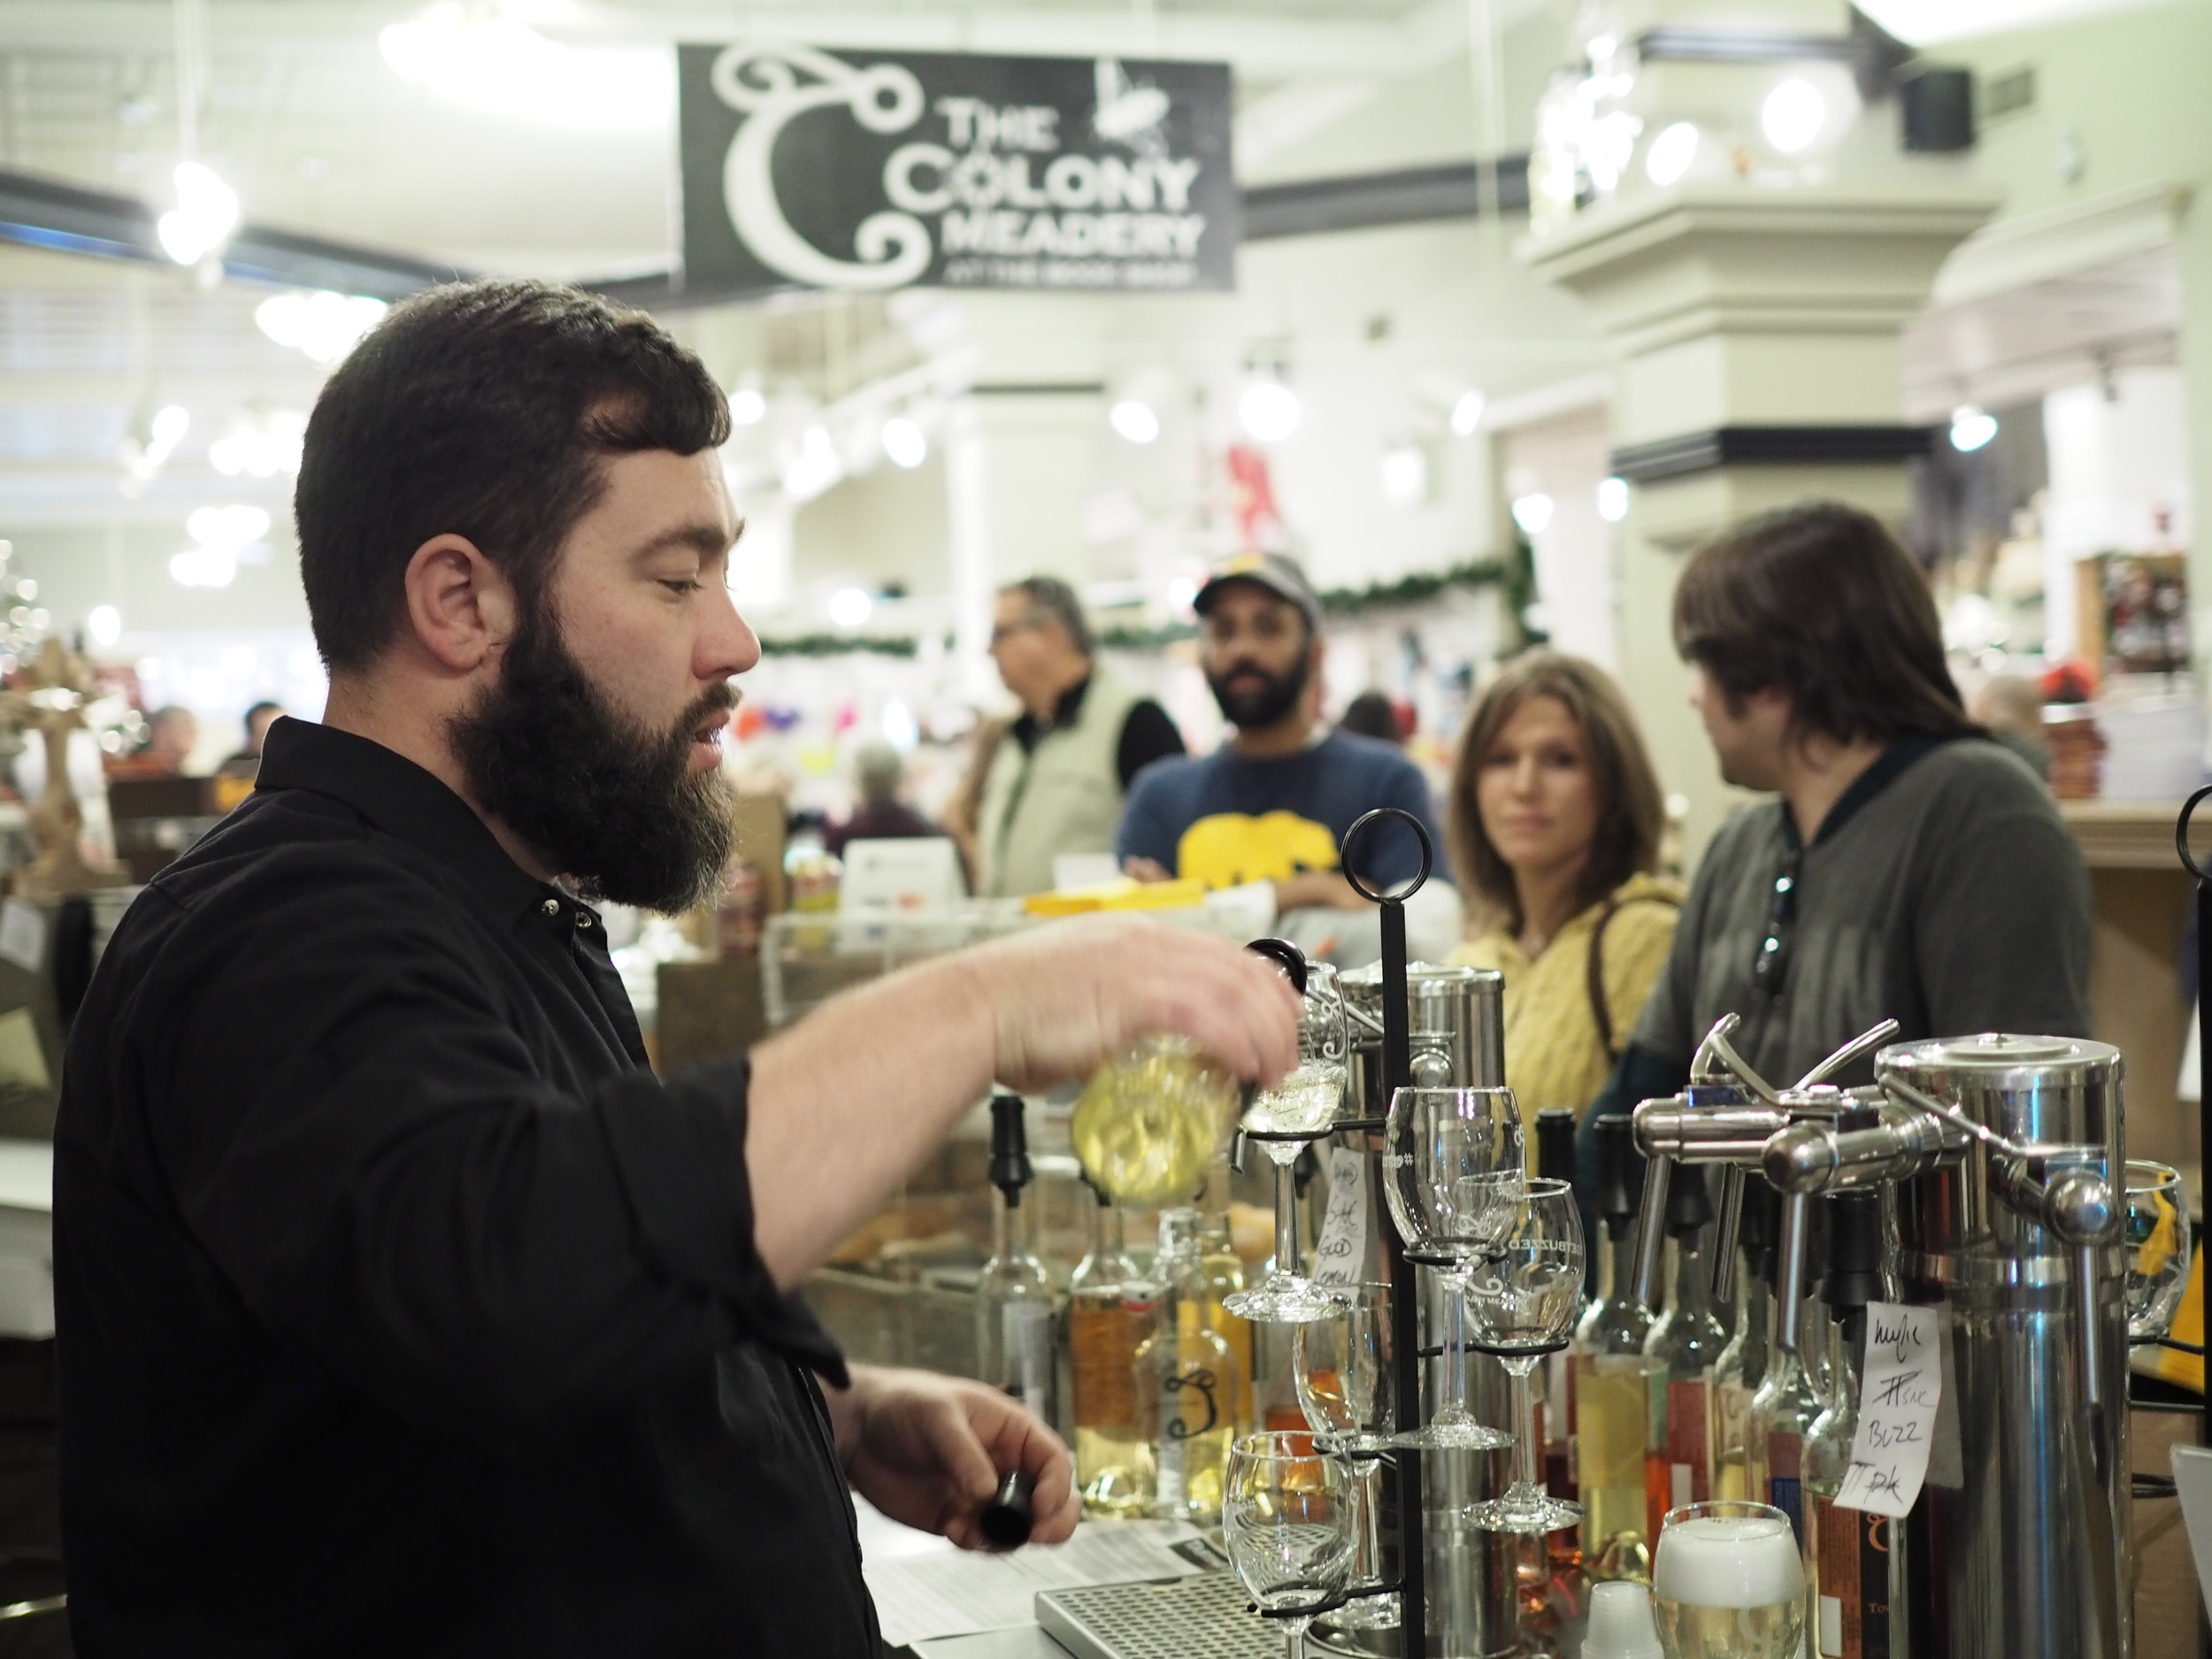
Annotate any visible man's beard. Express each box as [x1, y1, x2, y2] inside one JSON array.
[[451, 611, 736, 913], [1206, 650, 1310, 731]]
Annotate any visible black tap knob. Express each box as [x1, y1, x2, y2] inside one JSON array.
[[1536, 1107, 1578, 1187], [988, 1093, 1031, 1204], [1821, 1190, 1886, 1313]]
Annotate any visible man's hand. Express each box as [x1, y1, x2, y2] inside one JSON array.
[[959, 915, 1302, 1094], [1121, 856, 1174, 884], [828, 1366, 1082, 1552]]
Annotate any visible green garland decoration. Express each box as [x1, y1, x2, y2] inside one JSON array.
[[755, 557, 1508, 659]]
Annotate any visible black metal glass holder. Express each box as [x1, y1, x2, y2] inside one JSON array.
[[2173, 787, 2212, 1659], [1338, 805, 1434, 1659]]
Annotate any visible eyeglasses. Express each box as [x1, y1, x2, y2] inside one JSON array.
[[1751, 851, 1801, 997]]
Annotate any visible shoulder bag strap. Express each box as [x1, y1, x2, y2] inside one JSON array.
[[1585, 891, 1685, 1062]]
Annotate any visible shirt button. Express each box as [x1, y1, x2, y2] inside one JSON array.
[[541, 899, 560, 918], [575, 913, 590, 930]]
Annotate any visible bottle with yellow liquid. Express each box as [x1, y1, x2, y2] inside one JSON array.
[[1198, 1156, 1257, 1432], [1067, 1182, 1146, 1516], [1712, 1184, 1779, 1503], [1070, 1036, 1239, 1207], [1572, 1114, 1655, 1582], [1132, 1208, 1240, 1524]]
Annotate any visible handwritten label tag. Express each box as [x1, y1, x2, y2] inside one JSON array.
[[0, 902, 42, 974], [1311, 1147, 1369, 1286], [1833, 1302, 1948, 1518]]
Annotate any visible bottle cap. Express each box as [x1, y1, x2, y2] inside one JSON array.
[[979, 1470, 1035, 1550], [1592, 1113, 1640, 1227], [1665, 1162, 1714, 1240], [1739, 1179, 1782, 1283], [988, 1094, 1032, 1202], [1535, 1107, 1578, 1185], [1821, 1189, 1886, 1311], [1582, 1581, 1663, 1659]]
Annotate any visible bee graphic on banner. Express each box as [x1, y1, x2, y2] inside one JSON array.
[[676, 44, 1238, 297]]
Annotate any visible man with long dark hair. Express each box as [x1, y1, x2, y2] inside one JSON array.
[[1601, 500, 2090, 1119], [52, 280, 1297, 1655]]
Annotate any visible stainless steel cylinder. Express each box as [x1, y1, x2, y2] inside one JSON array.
[[1342, 963, 1505, 1110], [1875, 1033, 2130, 1659]]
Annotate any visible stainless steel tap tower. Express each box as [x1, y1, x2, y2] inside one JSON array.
[[1629, 1017, 2130, 1659]]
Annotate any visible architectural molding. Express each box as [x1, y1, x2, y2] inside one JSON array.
[[1930, 180, 2193, 307], [1611, 424, 1934, 483]]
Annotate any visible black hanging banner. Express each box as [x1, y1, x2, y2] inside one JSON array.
[[677, 44, 1238, 299]]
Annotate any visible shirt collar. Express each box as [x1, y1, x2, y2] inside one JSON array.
[[1782, 730, 1959, 852], [254, 717, 562, 924], [1012, 673, 1093, 747]]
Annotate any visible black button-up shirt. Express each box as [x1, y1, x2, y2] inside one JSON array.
[[56, 718, 875, 1656]]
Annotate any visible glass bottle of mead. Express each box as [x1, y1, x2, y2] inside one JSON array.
[[1712, 1182, 1780, 1502], [1571, 1113, 1655, 1581], [1642, 1169, 1727, 1543], [976, 1094, 1056, 1424], [1066, 1180, 1146, 1516], [1133, 1207, 1240, 1524]]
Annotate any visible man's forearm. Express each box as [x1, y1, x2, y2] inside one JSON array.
[[746, 953, 998, 1290]]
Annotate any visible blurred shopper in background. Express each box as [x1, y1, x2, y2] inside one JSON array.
[[1338, 689, 1405, 745], [1446, 651, 1679, 1137], [826, 740, 946, 857], [1120, 551, 1457, 963], [217, 700, 287, 783], [974, 576, 1184, 897], [1591, 501, 2092, 1181], [109, 705, 199, 779]]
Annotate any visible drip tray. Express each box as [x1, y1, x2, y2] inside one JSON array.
[[1035, 1571, 1278, 1659]]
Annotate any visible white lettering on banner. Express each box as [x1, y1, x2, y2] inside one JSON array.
[[1832, 1302, 1948, 1518], [1311, 1148, 1369, 1286], [883, 142, 954, 214], [709, 43, 1215, 292]]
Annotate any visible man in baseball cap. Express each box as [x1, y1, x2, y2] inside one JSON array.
[[1117, 551, 1452, 963]]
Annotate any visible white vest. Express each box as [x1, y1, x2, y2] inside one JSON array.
[[977, 672, 1145, 899]]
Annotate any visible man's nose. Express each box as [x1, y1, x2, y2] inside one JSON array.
[[701, 582, 760, 680]]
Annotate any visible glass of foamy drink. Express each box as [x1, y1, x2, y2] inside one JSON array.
[[1652, 1500, 1805, 1659]]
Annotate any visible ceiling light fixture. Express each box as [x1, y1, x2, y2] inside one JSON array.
[[1380, 444, 1428, 507], [171, 503, 270, 589], [1449, 389, 1486, 436], [728, 383, 767, 426], [1510, 492, 1555, 536], [826, 587, 873, 629], [380, 2, 673, 130], [880, 416, 928, 469], [88, 605, 123, 649], [1238, 377, 1301, 444], [1646, 120, 1701, 186], [157, 159, 239, 266], [255, 291, 388, 365], [1110, 399, 1161, 444], [210, 409, 308, 478], [1762, 79, 1828, 154], [1596, 476, 1630, 522], [783, 426, 842, 502], [1949, 404, 1999, 451]]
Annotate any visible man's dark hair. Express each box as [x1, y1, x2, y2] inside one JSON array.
[[1001, 576, 1094, 657], [242, 700, 281, 731], [296, 280, 731, 672], [1673, 500, 1972, 745]]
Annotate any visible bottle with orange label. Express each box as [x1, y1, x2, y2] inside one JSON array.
[[1641, 1167, 1726, 1545]]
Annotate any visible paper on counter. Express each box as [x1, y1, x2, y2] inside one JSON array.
[[862, 1512, 1207, 1650]]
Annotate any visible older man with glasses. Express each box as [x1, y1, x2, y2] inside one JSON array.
[[1591, 500, 2092, 1154], [974, 575, 1186, 897]]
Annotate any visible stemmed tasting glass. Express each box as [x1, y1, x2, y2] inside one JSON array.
[[1462, 1177, 1585, 1534], [1381, 1086, 1523, 1451], [1223, 1431, 1356, 1659], [2124, 1159, 2193, 1341], [1292, 1283, 1398, 1631], [1226, 946, 1353, 1324]]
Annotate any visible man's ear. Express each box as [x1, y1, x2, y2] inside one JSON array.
[[403, 534, 518, 673]]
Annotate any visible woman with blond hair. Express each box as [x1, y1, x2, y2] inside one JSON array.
[[1447, 651, 1679, 1133]]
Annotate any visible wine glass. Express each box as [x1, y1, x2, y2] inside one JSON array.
[[1226, 949, 1352, 1324], [2124, 1159, 2193, 1341], [1223, 1431, 1356, 1659], [1292, 1284, 1398, 1631], [1651, 1500, 1805, 1659], [1463, 1177, 1584, 1534], [1381, 1086, 1523, 1451]]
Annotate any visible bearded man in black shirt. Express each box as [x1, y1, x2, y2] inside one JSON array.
[[52, 281, 1298, 1656]]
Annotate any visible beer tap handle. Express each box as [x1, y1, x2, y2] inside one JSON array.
[[1691, 1015, 1786, 1105], [2077, 1240, 2104, 1409], [1710, 1163, 1747, 1305], [1793, 1018, 1901, 1090], [1773, 1190, 1812, 1353], [1989, 1159, 2119, 1409], [1629, 1153, 1673, 1310]]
